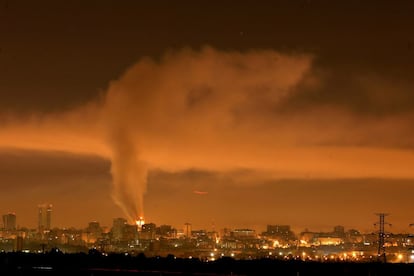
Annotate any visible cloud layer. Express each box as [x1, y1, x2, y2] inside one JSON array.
[[1, 47, 414, 222]]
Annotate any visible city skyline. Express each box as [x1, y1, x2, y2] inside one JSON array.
[[1, 204, 413, 236], [1, 1, 414, 232], [0, 206, 411, 265], [2, 208, 413, 264]]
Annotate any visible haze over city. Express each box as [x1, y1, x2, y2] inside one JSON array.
[[1, 0, 414, 234]]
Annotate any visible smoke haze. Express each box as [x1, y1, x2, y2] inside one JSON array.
[[1, 47, 414, 223]]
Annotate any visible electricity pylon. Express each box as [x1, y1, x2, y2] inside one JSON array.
[[374, 213, 391, 263]]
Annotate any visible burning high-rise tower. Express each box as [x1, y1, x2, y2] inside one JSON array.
[[136, 216, 145, 231]]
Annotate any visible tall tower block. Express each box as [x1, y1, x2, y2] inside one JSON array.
[[38, 203, 52, 233]]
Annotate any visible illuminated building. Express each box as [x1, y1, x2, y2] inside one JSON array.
[[316, 236, 343, 246], [157, 224, 175, 237], [15, 236, 24, 251], [184, 223, 192, 238], [112, 218, 127, 241], [2, 213, 16, 231], [140, 223, 156, 240], [346, 229, 363, 243], [87, 221, 102, 234], [123, 224, 138, 241], [265, 225, 296, 241], [231, 229, 256, 239], [267, 225, 291, 235], [38, 204, 52, 233], [84, 221, 103, 244], [333, 225, 345, 238], [300, 231, 316, 244]]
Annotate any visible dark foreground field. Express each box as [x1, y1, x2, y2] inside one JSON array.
[[0, 252, 413, 276]]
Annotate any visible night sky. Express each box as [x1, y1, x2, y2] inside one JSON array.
[[1, 0, 414, 233]]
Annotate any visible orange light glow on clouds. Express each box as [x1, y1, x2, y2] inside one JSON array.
[[1, 47, 414, 225]]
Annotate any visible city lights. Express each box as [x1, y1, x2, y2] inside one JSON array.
[[1, 208, 413, 264], [1, 1, 414, 274]]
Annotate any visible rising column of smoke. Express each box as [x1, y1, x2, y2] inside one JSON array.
[[6, 47, 414, 224], [98, 47, 314, 222], [108, 129, 147, 222], [0, 47, 322, 223]]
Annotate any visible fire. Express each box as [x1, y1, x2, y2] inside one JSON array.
[[135, 217, 145, 229]]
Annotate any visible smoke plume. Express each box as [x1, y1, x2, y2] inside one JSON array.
[[1, 47, 414, 222]]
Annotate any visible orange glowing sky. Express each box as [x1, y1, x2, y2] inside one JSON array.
[[1, 1, 414, 233]]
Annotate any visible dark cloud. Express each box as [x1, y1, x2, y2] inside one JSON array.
[[2, 46, 414, 226], [1, 1, 413, 113], [277, 59, 414, 117], [1, 149, 413, 231], [0, 149, 110, 180], [1, 1, 414, 230], [0, 149, 120, 228]]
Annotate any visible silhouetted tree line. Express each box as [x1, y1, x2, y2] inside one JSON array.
[[0, 250, 413, 275]]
